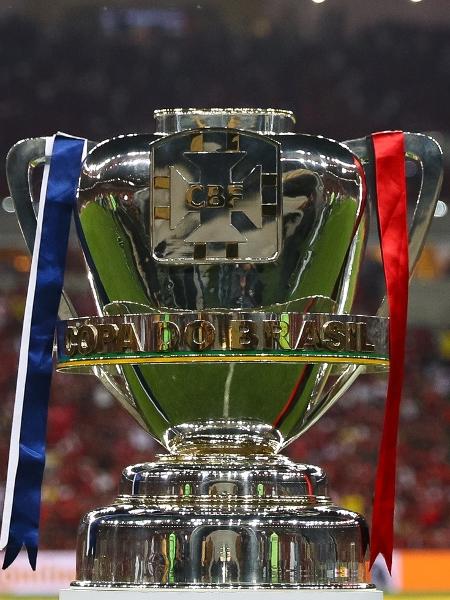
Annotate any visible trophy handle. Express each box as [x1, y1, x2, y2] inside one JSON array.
[[343, 132, 443, 316], [6, 137, 98, 320], [6, 137, 148, 429], [286, 133, 443, 445]]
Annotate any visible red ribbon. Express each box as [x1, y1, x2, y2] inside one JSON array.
[[370, 131, 409, 572]]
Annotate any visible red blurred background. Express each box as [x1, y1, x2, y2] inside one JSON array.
[[0, 0, 449, 556]]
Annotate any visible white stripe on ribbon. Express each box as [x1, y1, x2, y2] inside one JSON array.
[[0, 135, 88, 550], [0, 135, 55, 549]]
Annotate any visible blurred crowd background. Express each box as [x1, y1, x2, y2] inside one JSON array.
[[0, 0, 449, 552]]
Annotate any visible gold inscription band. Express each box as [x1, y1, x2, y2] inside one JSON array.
[[55, 312, 389, 369]]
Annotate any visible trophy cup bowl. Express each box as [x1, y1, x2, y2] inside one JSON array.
[[6, 108, 442, 592]]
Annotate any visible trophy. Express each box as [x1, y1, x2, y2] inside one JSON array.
[[3, 109, 442, 598]]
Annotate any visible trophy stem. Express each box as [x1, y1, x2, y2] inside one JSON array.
[[163, 420, 284, 456]]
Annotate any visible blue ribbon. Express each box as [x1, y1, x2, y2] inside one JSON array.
[[3, 135, 85, 569]]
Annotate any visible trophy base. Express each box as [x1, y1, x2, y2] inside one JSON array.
[[73, 451, 372, 588], [60, 588, 383, 600]]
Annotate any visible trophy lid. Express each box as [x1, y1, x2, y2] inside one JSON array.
[[154, 107, 295, 135]]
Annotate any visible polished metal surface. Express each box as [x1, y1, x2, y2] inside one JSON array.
[[55, 312, 389, 368], [119, 453, 328, 496], [5, 137, 148, 429], [6, 108, 442, 589], [75, 111, 369, 447], [308, 132, 446, 443], [154, 108, 296, 136], [343, 133, 444, 318], [71, 112, 441, 448], [151, 127, 282, 263], [74, 454, 371, 588], [75, 503, 370, 588]]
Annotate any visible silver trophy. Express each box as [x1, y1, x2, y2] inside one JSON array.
[[7, 109, 442, 593]]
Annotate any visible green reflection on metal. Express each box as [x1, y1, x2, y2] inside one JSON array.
[[60, 349, 388, 364], [168, 532, 176, 584], [270, 532, 279, 583], [288, 195, 358, 303], [120, 364, 169, 441], [79, 202, 149, 306]]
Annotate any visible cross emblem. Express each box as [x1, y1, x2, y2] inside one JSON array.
[[151, 130, 280, 262]]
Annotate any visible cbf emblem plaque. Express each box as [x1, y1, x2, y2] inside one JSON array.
[[151, 128, 281, 263]]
